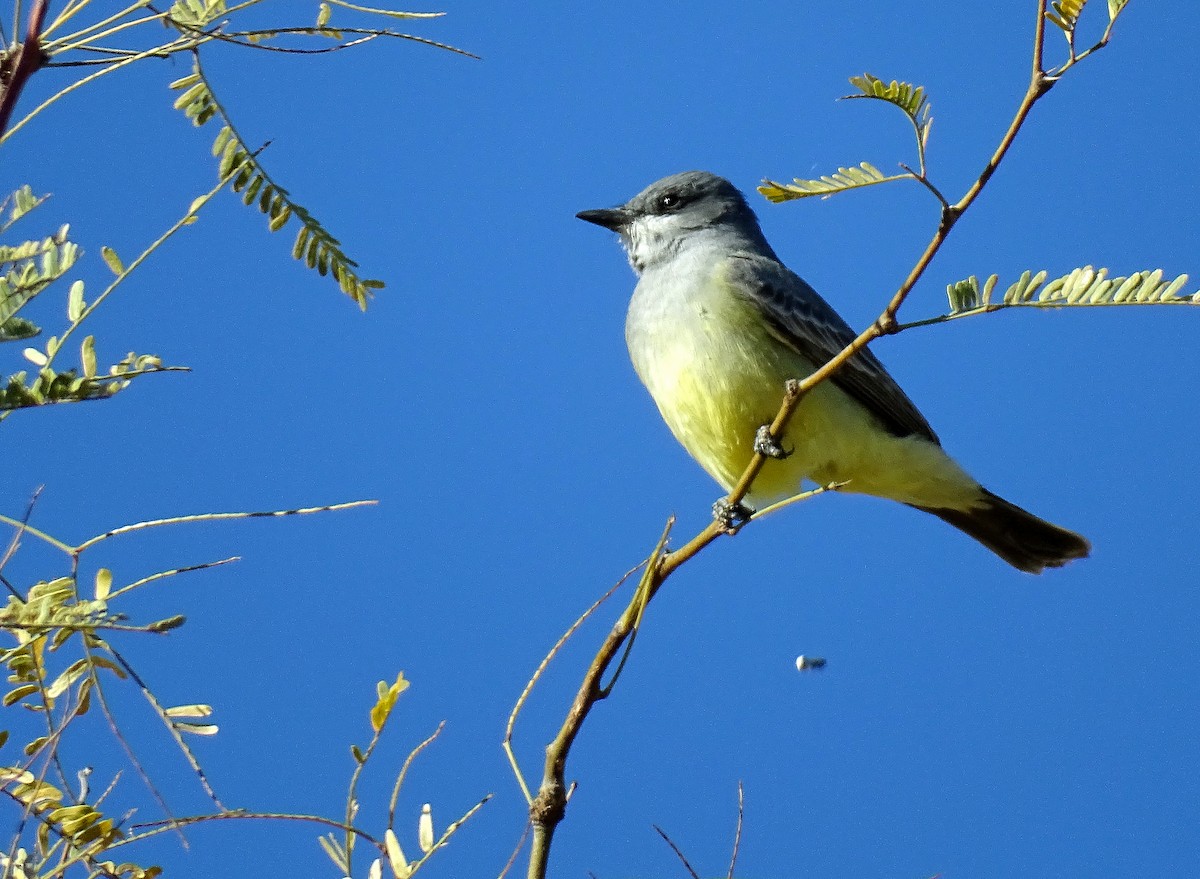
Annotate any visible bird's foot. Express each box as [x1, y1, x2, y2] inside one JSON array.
[[754, 425, 790, 459], [712, 499, 754, 534]]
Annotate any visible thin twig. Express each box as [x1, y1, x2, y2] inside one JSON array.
[[99, 641, 226, 811], [387, 721, 445, 829], [498, 821, 532, 879], [124, 810, 381, 848], [106, 556, 240, 600], [503, 556, 646, 805], [82, 643, 189, 844], [0, 486, 44, 588], [46, 164, 246, 371], [653, 825, 700, 879], [726, 781, 744, 879], [74, 500, 376, 553], [1, 36, 195, 146]]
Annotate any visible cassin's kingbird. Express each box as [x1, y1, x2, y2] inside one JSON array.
[[578, 171, 1089, 573]]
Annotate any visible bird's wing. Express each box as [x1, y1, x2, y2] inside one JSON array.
[[725, 252, 939, 443]]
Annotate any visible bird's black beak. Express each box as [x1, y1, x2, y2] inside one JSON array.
[[576, 206, 629, 232]]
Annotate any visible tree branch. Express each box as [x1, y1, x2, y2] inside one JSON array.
[[0, 0, 50, 140], [521, 3, 1126, 876]]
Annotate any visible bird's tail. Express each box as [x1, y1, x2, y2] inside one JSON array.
[[911, 489, 1090, 574]]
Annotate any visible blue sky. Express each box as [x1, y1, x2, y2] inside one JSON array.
[[2, 1, 1198, 876]]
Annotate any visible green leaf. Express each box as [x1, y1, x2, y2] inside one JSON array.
[[81, 335, 97, 379], [47, 658, 91, 700], [758, 162, 908, 203], [164, 704, 213, 718], [211, 125, 233, 157], [2, 185, 47, 232], [100, 246, 124, 276], [268, 204, 292, 232], [1107, 0, 1129, 19], [385, 828, 410, 877], [0, 316, 39, 341], [3, 684, 38, 706], [94, 568, 112, 601], [351, 743, 366, 763], [87, 655, 126, 679], [67, 279, 85, 321], [171, 81, 208, 112], [940, 267, 1196, 318], [318, 833, 349, 873], [317, 2, 332, 27], [173, 722, 219, 736], [0, 348, 180, 411], [147, 615, 187, 633], [167, 72, 202, 91], [844, 73, 933, 141], [169, 57, 384, 308]]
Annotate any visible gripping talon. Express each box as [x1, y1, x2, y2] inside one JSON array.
[[712, 499, 754, 533], [754, 425, 790, 459]]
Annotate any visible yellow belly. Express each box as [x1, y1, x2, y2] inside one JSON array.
[[628, 270, 978, 510]]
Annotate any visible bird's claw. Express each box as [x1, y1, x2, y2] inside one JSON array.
[[754, 425, 790, 459], [712, 499, 754, 533]]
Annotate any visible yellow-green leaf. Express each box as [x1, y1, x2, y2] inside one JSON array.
[[94, 567, 111, 600], [173, 722, 219, 736], [81, 335, 97, 379], [67, 280, 86, 321], [3, 684, 38, 707], [268, 204, 292, 232], [101, 246, 124, 275], [370, 672, 410, 733], [47, 659, 90, 699], [384, 828, 409, 877]]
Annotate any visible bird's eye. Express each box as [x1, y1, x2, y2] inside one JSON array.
[[657, 192, 682, 211]]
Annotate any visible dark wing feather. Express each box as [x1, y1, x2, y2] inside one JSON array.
[[725, 252, 939, 444]]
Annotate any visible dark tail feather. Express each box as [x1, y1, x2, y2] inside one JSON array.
[[911, 489, 1090, 574]]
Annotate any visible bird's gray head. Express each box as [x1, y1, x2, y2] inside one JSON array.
[[577, 171, 775, 273]]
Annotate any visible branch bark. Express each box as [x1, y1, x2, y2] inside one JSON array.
[[0, 0, 50, 141]]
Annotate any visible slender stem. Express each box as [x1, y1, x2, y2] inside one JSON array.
[[105, 556, 239, 600], [1, 36, 194, 146], [504, 561, 640, 805], [74, 500, 375, 553], [41, 0, 151, 45], [0, 512, 73, 554], [45, 155, 235, 369], [122, 810, 380, 848], [1032, 0, 1048, 76], [387, 721, 444, 829]]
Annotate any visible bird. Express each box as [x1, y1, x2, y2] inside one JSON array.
[[576, 170, 1089, 573]]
